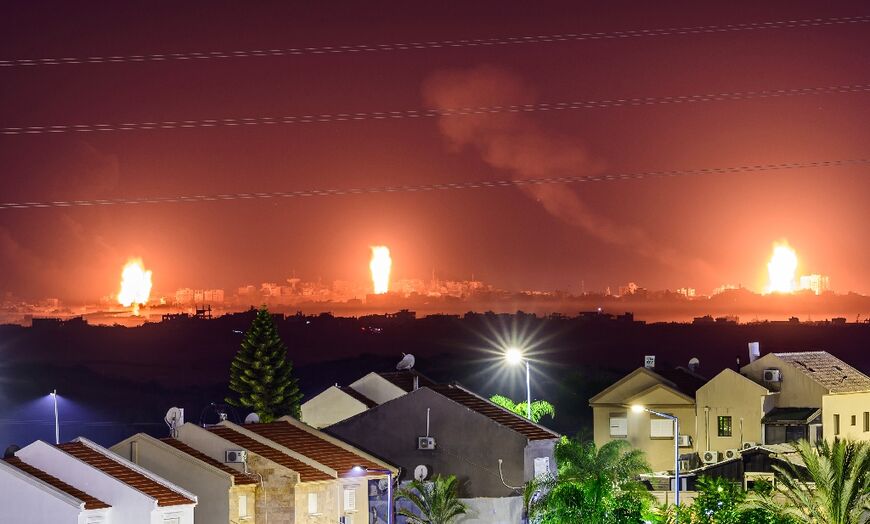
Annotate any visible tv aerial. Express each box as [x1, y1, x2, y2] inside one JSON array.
[[244, 412, 261, 424], [396, 353, 415, 370], [164, 407, 184, 438]]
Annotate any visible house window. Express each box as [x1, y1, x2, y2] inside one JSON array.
[[851, 415, 857, 426], [718, 416, 732, 437], [609, 413, 627, 437], [344, 487, 356, 511], [834, 414, 840, 435], [650, 417, 674, 438], [239, 494, 248, 518], [864, 412, 869, 432], [308, 493, 319, 514], [533, 456, 551, 477], [163, 517, 181, 524]]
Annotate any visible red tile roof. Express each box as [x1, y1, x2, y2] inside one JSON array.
[[160, 438, 258, 485], [4, 457, 111, 510], [429, 384, 559, 441], [242, 421, 384, 475], [57, 442, 194, 507], [208, 426, 332, 482]]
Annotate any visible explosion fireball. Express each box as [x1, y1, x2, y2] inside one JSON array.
[[369, 246, 392, 294], [765, 242, 798, 294], [117, 259, 153, 315]]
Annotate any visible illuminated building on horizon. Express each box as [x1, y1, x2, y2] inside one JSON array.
[[799, 274, 831, 295]]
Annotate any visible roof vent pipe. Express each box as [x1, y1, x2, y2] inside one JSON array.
[[413, 375, 419, 390]]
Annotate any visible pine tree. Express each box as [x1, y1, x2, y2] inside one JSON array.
[[225, 307, 303, 421]]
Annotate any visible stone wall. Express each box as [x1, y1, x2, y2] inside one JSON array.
[[294, 481, 340, 524], [248, 453, 298, 524], [229, 484, 258, 523]]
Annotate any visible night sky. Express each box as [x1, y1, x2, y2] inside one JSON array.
[[1, 1, 868, 303]]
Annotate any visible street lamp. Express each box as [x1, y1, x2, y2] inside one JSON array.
[[354, 465, 393, 524], [505, 347, 531, 420], [632, 404, 680, 511], [49, 390, 59, 445]]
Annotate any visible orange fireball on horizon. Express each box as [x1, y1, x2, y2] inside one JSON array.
[[117, 259, 153, 315]]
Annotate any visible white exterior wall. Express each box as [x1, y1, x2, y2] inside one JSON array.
[[17, 441, 195, 524], [349, 373, 406, 405], [111, 434, 233, 524], [301, 386, 368, 428], [0, 460, 111, 524]]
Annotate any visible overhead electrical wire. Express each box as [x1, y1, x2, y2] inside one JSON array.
[[3, 83, 868, 136], [1, 158, 865, 211], [1, 15, 868, 68]]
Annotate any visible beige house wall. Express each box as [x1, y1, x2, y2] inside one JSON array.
[[247, 453, 298, 524], [228, 484, 257, 523], [695, 369, 770, 452], [301, 386, 368, 428], [349, 373, 407, 405], [741, 354, 827, 408], [822, 392, 870, 442]]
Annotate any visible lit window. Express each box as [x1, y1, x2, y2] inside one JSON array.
[[718, 416, 732, 437], [239, 494, 248, 518], [308, 493, 318, 514], [650, 416, 674, 438], [609, 413, 627, 437], [344, 487, 356, 511]]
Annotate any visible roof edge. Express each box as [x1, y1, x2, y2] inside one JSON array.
[[112, 433, 237, 485], [219, 421, 338, 479], [0, 458, 89, 511]]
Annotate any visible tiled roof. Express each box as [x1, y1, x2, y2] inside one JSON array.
[[160, 438, 258, 485], [57, 442, 193, 507], [242, 421, 384, 475], [377, 370, 438, 392], [341, 387, 378, 408], [3, 457, 111, 510], [429, 384, 559, 441], [208, 426, 332, 482], [774, 351, 870, 393], [762, 407, 821, 424]]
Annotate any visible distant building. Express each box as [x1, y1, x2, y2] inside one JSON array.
[[798, 274, 831, 295], [676, 288, 696, 298], [619, 282, 640, 296], [712, 284, 740, 295], [175, 288, 195, 305]]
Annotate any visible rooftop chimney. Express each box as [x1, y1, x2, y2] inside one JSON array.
[[413, 375, 419, 390], [748, 342, 760, 363]]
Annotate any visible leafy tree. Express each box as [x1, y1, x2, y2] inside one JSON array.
[[225, 307, 302, 422], [396, 475, 468, 524], [528, 437, 652, 524], [490, 394, 555, 423], [746, 439, 870, 524]]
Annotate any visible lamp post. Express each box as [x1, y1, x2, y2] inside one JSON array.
[[632, 405, 680, 512], [356, 466, 393, 524], [505, 348, 531, 420], [50, 389, 59, 445]]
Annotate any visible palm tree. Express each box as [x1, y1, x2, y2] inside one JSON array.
[[396, 475, 468, 524], [490, 394, 556, 423], [746, 439, 870, 524], [529, 437, 651, 523]]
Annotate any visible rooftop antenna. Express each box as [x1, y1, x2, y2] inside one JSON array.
[[396, 353, 415, 370], [164, 407, 184, 438]]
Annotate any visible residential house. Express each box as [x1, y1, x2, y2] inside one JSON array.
[[589, 365, 706, 472], [111, 433, 259, 524], [695, 368, 773, 454], [10, 437, 196, 524], [740, 351, 870, 444], [324, 375, 560, 499], [0, 455, 111, 523], [176, 417, 397, 524]]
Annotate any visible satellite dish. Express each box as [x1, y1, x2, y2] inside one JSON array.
[[164, 407, 184, 437], [4, 444, 20, 459], [396, 353, 415, 370], [688, 357, 700, 372], [244, 413, 260, 424], [413, 464, 430, 481]]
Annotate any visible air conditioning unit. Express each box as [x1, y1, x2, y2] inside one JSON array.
[[677, 435, 691, 447], [225, 450, 247, 463], [763, 369, 782, 382], [417, 436, 436, 450], [723, 448, 739, 460], [700, 450, 720, 465], [742, 441, 758, 450]]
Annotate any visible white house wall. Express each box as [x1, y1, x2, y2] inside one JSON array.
[[301, 386, 368, 428], [0, 459, 92, 524]]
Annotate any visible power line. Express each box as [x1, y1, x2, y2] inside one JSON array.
[[1, 158, 865, 211], [4, 83, 868, 136], [1, 15, 868, 68]]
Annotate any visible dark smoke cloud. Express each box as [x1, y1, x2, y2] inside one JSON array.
[[422, 65, 713, 275]]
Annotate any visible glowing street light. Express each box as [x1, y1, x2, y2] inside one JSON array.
[[505, 347, 531, 420], [50, 389, 59, 445], [632, 404, 680, 515]]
